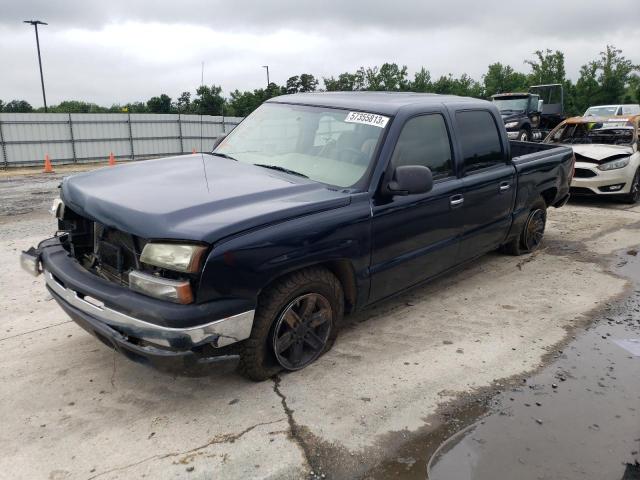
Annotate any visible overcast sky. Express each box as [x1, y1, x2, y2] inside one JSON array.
[[2, 0, 639, 107]]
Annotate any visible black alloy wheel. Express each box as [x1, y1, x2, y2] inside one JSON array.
[[272, 293, 333, 370], [523, 208, 546, 251]]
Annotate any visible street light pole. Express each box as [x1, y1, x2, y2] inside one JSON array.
[[24, 20, 48, 112], [262, 65, 270, 88]]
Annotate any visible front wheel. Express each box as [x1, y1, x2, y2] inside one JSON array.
[[239, 267, 343, 381], [621, 168, 640, 204], [502, 197, 547, 256]]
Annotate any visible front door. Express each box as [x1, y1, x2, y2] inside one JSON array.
[[370, 113, 464, 302]]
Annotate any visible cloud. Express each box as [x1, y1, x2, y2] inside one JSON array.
[[2, 1, 639, 107]]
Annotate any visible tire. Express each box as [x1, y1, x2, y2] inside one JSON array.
[[239, 266, 344, 381], [621, 168, 640, 204], [502, 197, 547, 256], [517, 129, 530, 142]]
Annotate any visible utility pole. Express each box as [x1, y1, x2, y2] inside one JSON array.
[[262, 65, 270, 88], [24, 20, 48, 112]]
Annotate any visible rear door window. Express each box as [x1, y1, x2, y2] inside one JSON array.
[[455, 110, 505, 174]]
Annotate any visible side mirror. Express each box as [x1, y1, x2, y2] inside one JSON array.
[[386, 165, 433, 196], [211, 133, 228, 150], [537, 99, 544, 113]]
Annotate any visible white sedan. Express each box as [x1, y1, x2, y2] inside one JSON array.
[[544, 116, 640, 204]]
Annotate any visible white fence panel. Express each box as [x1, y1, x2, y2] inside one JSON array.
[[0, 113, 243, 168]]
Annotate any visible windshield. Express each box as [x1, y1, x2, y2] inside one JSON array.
[[492, 97, 528, 113], [584, 106, 619, 116], [547, 121, 635, 145], [213, 103, 388, 188]]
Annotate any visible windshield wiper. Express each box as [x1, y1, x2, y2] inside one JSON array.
[[253, 163, 308, 178], [208, 152, 238, 161]]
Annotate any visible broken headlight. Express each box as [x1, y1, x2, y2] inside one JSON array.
[[140, 243, 207, 273], [598, 156, 630, 171]]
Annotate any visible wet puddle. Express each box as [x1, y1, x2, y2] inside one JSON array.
[[426, 251, 640, 479]]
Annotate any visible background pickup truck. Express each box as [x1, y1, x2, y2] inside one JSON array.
[[21, 92, 574, 380]]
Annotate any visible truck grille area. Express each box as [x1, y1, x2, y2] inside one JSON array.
[[92, 223, 146, 285], [59, 211, 147, 286]]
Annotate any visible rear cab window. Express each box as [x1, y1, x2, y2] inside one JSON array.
[[455, 110, 505, 174]]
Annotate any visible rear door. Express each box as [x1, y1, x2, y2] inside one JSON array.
[[452, 109, 516, 262], [370, 112, 464, 301]]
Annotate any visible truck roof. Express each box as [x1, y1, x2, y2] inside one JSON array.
[[267, 91, 490, 116]]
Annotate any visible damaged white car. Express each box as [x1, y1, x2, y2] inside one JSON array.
[[545, 115, 640, 203]]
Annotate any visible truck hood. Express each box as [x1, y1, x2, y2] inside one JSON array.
[[500, 112, 525, 123], [568, 144, 634, 163], [61, 154, 350, 244]]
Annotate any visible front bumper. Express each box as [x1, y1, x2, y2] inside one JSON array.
[[21, 237, 255, 367], [571, 161, 635, 195]]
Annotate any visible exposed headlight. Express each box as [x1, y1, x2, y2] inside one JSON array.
[[504, 121, 519, 129], [129, 270, 193, 304], [140, 243, 207, 273], [50, 198, 65, 218], [597, 157, 630, 171]]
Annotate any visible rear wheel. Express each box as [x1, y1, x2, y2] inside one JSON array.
[[621, 168, 640, 204], [502, 197, 547, 256], [517, 129, 530, 142], [239, 267, 343, 381]]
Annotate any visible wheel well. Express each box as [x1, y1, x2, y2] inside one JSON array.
[[261, 260, 358, 314], [540, 187, 557, 206], [323, 260, 357, 314]]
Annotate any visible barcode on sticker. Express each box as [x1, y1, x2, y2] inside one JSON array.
[[345, 111, 389, 128]]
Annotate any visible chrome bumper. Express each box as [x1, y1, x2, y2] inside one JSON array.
[[44, 270, 254, 349]]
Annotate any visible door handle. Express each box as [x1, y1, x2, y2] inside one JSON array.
[[499, 182, 511, 193], [450, 194, 464, 208]]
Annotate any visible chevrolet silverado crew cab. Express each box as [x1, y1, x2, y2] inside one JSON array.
[[21, 92, 574, 380]]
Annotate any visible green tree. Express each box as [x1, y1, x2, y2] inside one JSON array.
[[483, 63, 528, 96], [3, 100, 33, 112], [431, 74, 483, 98], [323, 72, 358, 91], [0, 100, 4, 112], [285, 74, 319, 94], [595, 45, 638, 104], [363, 63, 409, 91], [193, 85, 225, 115], [410, 68, 432, 92], [146, 94, 172, 113], [574, 62, 600, 114], [49, 100, 108, 113], [175, 91, 192, 113], [525, 49, 566, 85]]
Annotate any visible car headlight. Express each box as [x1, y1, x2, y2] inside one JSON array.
[[50, 198, 65, 218], [140, 243, 207, 273], [597, 156, 630, 171], [504, 121, 519, 129]]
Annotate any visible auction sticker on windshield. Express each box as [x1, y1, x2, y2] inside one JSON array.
[[345, 111, 389, 128]]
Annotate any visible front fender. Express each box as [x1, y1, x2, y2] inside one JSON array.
[[197, 196, 372, 307]]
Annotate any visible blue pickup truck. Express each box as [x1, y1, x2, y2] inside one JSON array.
[[21, 92, 573, 380]]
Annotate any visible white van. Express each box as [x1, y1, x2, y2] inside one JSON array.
[[584, 104, 640, 116]]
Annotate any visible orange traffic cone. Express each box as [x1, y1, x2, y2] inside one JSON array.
[[192, 148, 197, 154], [43, 154, 54, 173], [108, 152, 116, 167]]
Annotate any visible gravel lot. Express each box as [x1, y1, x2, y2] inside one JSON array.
[[1, 168, 639, 479]]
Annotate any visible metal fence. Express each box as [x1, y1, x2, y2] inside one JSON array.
[[0, 113, 244, 168]]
